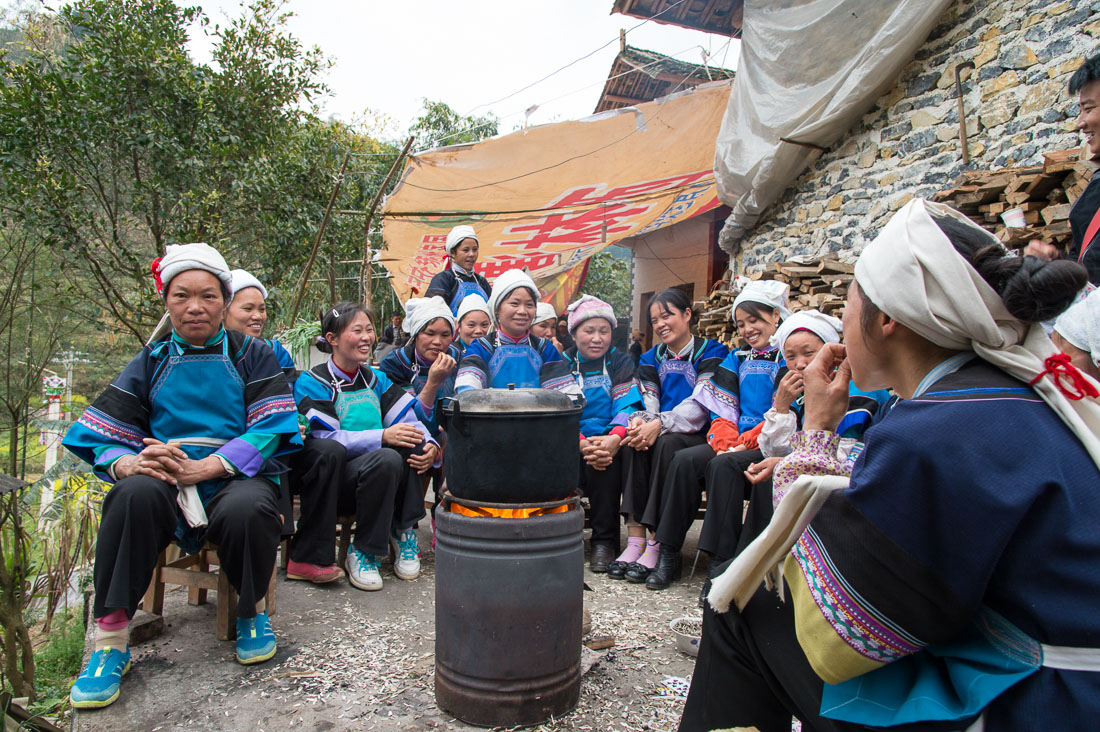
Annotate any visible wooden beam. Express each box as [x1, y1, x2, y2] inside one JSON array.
[[602, 93, 648, 105]]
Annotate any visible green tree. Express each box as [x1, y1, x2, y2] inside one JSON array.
[[583, 249, 632, 321], [0, 0, 333, 344], [408, 99, 498, 151]]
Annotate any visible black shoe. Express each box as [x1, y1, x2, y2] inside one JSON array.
[[607, 560, 628, 579], [589, 544, 616, 573], [645, 545, 682, 590], [624, 561, 652, 583]]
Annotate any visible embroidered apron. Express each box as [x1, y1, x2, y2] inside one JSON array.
[[448, 276, 489, 315], [486, 336, 544, 388], [148, 336, 247, 549], [327, 363, 384, 431]]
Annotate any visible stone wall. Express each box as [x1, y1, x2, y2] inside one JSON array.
[[735, 0, 1100, 272]]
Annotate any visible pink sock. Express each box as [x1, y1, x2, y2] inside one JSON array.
[[636, 541, 660, 570], [96, 608, 130, 631], [614, 536, 645, 564]]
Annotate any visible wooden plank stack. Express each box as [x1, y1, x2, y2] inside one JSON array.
[[931, 146, 1097, 249], [695, 257, 855, 350]]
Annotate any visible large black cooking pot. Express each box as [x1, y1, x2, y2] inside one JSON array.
[[442, 387, 583, 503]]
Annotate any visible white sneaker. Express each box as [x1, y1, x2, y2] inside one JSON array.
[[390, 528, 421, 580], [346, 547, 383, 591]]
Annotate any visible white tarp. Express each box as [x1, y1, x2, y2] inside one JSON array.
[[714, 0, 954, 255]]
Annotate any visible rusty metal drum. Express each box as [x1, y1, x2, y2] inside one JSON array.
[[434, 494, 583, 727]]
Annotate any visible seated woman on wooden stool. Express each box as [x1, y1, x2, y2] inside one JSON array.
[[635, 281, 788, 589], [611, 288, 729, 582], [542, 295, 644, 572], [681, 200, 1100, 732], [455, 268, 563, 391], [293, 303, 438, 592], [63, 243, 302, 708]]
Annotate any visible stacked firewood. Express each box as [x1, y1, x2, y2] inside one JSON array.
[[695, 258, 854, 350], [932, 146, 1097, 249]]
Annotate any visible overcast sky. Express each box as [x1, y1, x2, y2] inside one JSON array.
[[190, 0, 739, 139]]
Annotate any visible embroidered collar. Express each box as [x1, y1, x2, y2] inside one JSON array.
[[451, 262, 474, 278], [496, 330, 530, 346], [913, 352, 977, 398], [329, 359, 361, 383], [171, 326, 226, 351]]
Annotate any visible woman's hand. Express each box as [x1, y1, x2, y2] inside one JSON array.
[[802, 343, 852, 433], [744, 456, 781, 485], [174, 455, 228, 486], [114, 438, 189, 484], [382, 423, 424, 448], [427, 353, 457, 384], [582, 434, 621, 470], [773, 371, 804, 414], [625, 419, 660, 451], [407, 443, 438, 474]]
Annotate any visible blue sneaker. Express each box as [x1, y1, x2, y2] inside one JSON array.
[[70, 646, 130, 709], [235, 611, 277, 665]]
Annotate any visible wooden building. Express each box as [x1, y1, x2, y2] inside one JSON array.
[[594, 43, 735, 342], [609, 0, 744, 38]]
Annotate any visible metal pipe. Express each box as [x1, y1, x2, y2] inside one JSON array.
[[955, 61, 976, 165]]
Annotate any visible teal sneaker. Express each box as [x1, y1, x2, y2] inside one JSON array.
[[235, 611, 277, 665], [70, 646, 131, 709]]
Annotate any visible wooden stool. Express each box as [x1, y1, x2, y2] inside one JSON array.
[[142, 542, 277, 641], [336, 515, 355, 561]]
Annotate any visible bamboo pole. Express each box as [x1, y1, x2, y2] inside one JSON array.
[[290, 153, 351, 323], [359, 136, 415, 305]]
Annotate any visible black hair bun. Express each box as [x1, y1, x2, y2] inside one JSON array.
[[998, 256, 1088, 323], [314, 335, 333, 354]]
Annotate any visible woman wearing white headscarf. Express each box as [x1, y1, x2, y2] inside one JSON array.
[[681, 200, 1100, 732], [454, 294, 492, 354], [379, 296, 459, 440], [425, 225, 492, 315], [454, 269, 562, 391], [224, 269, 296, 379], [1053, 287, 1100, 381], [64, 243, 302, 708]]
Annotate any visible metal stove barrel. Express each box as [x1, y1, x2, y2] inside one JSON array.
[[434, 493, 583, 728]]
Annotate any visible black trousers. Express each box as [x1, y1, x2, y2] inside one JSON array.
[[93, 474, 281, 621], [652, 442, 717, 551], [696, 449, 763, 562], [338, 447, 426, 556], [620, 431, 705, 523], [288, 438, 348, 565], [580, 452, 623, 548], [679, 477, 852, 732]]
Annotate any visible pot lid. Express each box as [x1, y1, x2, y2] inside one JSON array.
[[451, 387, 577, 413]]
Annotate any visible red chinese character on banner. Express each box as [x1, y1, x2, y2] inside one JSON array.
[[549, 170, 712, 208], [501, 202, 650, 251]]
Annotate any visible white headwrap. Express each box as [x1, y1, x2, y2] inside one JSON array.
[[153, 243, 232, 298], [535, 302, 557, 324], [733, 280, 793, 320], [402, 296, 455, 339], [856, 198, 1100, 468], [445, 225, 479, 254], [229, 269, 268, 300], [487, 269, 539, 326], [771, 309, 842, 355], [456, 294, 491, 324], [1054, 288, 1100, 368]]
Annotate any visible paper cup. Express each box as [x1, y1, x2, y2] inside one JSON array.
[[1001, 207, 1026, 228]]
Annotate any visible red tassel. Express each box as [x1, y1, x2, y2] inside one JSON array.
[[1029, 353, 1100, 401], [150, 257, 164, 294]]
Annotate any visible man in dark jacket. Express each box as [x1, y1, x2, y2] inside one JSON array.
[[1027, 53, 1100, 284]]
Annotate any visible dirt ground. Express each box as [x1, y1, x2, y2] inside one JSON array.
[[72, 525, 710, 732]]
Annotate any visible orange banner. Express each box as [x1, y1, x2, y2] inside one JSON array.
[[381, 81, 732, 303]]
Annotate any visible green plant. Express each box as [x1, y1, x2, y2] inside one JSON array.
[[26, 607, 84, 721]]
